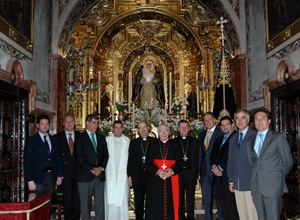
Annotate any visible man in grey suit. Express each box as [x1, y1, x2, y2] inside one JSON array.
[[76, 114, 109, 220], [228, 109, 258, 220], [247, 108, 293, 220]]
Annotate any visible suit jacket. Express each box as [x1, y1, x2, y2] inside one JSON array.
[[210, 130, 236, 187], [227, 127, 256, 191], [127, 136, 158, 185], [76, 130, 109, 182], [198, 127, 223, 179], [247, 130, 293, 197], [55, 130, 81, 180], [176, 135, 200, 179], [24, 133, 63, 184]]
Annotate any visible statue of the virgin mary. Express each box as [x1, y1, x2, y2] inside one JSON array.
[[132, 51, 165, 110]]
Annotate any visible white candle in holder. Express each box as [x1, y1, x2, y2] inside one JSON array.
[[132, 104, 135, 130], [169, 72, 172, 114]]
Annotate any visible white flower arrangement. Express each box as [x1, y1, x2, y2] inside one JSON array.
[[116, 99, 128, 112], [190, 119, 205, 137], [98, 121, 112, 136], [172, 96, 188, 113], [168, 118, 181, 137], [123, 120, 133, 136], [149, 107, 166, 127], [133, 108, 149, 122]]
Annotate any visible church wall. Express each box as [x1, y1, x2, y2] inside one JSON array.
[[0, 0, 57, 132], [32, 0, 53, 113], [245, 0, 300, 110]]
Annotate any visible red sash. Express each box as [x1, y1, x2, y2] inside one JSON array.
[[153, 159, 179, 220]]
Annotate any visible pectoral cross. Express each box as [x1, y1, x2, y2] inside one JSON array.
[[183, 155, 188, 161], [142, 156, 146, 163], [161, 163, 167, 170]]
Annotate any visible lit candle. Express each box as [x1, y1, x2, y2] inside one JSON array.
[[182, 72, 185, 104], [169, 72, 172, 114], [164, 103, 167, 124], [98, 71, 101, 114], [132, 104, 135, 130], [196, 71, 199, 113], [111, 105, 115, 124], [128, 72, 132, 113]]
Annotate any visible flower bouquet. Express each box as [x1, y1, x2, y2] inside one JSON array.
[[123, 120, 133, 136], [149, 107, 165, 127], [116, 99, 128, 113], [97, 121, 112, 136], [172, 97, 188, 113], [190, 119, 205, 137]]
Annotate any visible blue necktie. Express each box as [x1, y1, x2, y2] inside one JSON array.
[[256, 134, 264, 156], [238, 132, 244, 148], [221, 135, 228, 146], [44, 135, 50, 154]]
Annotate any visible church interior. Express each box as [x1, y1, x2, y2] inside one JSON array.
[[0, 0, 299, 219]]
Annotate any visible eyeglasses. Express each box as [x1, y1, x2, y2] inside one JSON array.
[[159, 130, 169, 133], [220, 124, 232, 127]]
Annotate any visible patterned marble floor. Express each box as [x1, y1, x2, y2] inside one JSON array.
[[51, 182, 219, 220]]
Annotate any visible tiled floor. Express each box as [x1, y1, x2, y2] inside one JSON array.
[[51, 182, 218, 220]]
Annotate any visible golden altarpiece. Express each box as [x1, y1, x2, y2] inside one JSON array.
[[63, 0, 230, 134]]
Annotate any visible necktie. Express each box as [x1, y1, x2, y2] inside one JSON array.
[[256, 133, 264, 156], [90, 133, 97, 152], [68, 133, 74, 155], [205, 130, 211, 149], [44, 135, 50, 154], [238, 132, 244, 148], [221, 135, 228, 146]]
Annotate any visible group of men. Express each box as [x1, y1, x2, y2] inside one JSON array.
[[24, 107, 293, 220]]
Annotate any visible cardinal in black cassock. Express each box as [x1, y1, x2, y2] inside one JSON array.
[[145, 124, 183, 220]]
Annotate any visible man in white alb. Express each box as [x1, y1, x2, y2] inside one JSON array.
[[105, 120, 131, 220]]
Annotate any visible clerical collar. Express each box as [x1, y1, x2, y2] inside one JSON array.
[[181, 136, 187, 140], [162, 139, 168, 143], [142, 137, 147, 141]]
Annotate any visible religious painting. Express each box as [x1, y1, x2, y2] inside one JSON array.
[[265, 0, 300, 52], [0, 0, 33, 41]]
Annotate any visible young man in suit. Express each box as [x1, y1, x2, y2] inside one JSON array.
[[55, 114, 80, 220], [247, 108, 293, 220], [210, 116, 239, 220], [127, 121, 158, 220], [227, 109, 258, 220], [198, 112, 223, 220], [76, 114, 109, 220], [24, 114, 63, 203], [177, 120, 199, 220]]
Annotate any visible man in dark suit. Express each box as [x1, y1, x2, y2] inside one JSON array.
[[24, 114, 63, 203], [198, 112, 223, 220], [76, 114, 109, 220], [210, 116, 239, 220], [227, 109, 258, 220], [247, 108, 293, 220], [177, 120, 199, 220], [55, 114, 80, 220], [127, 121, 158, 220]]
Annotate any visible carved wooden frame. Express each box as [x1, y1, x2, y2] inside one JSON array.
[[265, 0, 300, 52], [0, 0, 34, 52]]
